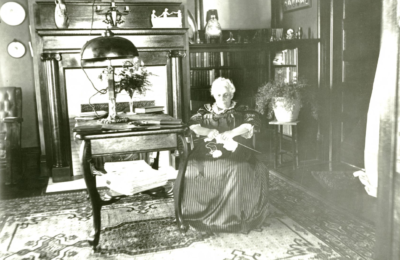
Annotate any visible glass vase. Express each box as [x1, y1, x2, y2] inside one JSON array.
[[127, 91, 142, 114]]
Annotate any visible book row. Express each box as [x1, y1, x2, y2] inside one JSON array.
[[190, 51, 267, 68], [274, 67, 298, 83], [273, 48, 298, 66]]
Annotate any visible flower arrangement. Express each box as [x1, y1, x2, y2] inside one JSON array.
[[255, 80, 318, 120], [117, 59, 154, 98], [99, 58, 154, 99]]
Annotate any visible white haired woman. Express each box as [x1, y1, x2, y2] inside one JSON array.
[[182, 77, 270, 233]]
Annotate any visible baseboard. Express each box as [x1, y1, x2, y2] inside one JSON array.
[[21, 147, 42, 177], [52, 166, 72, 182]]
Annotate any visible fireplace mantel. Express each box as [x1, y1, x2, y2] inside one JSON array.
[[28, 1, 190, 180]]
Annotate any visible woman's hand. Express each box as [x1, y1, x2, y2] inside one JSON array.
[[220, 130, 236, 141], [207, 129, 219, 140]]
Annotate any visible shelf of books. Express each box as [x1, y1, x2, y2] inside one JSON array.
[[189, 48, 268, 113], [272, 48, 298, 83]]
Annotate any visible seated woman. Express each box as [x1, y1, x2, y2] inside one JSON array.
[[182, 77, 270, 233]]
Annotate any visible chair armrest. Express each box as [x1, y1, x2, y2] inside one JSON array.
[[2, 117, 23, 123]]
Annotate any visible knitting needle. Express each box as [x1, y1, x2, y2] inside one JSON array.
[[195, 137, 262, 154]]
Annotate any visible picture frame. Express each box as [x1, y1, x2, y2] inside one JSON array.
[[282, 0, 312, 12]]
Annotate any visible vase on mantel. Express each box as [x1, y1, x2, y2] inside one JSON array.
[[55, 0, 69, 29]]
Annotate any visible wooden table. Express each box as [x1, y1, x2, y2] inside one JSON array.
[[269, 120, 300, 170], [74, 116, 190, 249]]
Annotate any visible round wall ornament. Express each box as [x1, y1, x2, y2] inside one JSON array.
[[7, 40, 26, 58], [0, 2, 26, 26]]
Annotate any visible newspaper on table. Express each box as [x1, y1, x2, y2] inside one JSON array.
[[104, 160, 169, 196]]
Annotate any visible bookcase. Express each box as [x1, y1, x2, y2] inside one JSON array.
[[189, 43, 268, 114]]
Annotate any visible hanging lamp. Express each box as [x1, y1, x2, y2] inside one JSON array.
[[81, 29, 139, 123]]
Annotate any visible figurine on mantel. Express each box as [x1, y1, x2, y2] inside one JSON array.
[[286, 28, 294, 40], [296, 27, 303, 39], [151, 10, 157, 20], [54, 0, 69, 29], [204, 9, 222, 43], [226, 32, 236, 43], [151, 8, 182, 28], [159, 8, 171, 18], [172, 10, 182, 19]]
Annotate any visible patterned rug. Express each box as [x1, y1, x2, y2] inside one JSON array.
[[0, 175, 375, 260]]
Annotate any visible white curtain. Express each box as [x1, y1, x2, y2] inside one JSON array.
[[354, 14, 399, 197]]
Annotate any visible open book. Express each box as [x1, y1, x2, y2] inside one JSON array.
[[104, 160, 169, 196]]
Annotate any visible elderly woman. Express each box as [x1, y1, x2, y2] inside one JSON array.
[[182, 77, 270, 233]]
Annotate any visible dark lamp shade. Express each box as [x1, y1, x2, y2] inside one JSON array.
[[81, 35, 139, 61]]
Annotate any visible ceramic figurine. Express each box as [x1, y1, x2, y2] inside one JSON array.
[[172, 10, 182, 19], [204, 10, 222, 43], [252, 30, 264, 43], [171, 10, 182, 27], [159, 8, 171, 18], [237, 30, 242, 43], [226, 32, 236, 43], [278, 28, 284, 41], [151, 10, 157, 20], [286, 28, 294, 40], [270, 29, 277, 42], [297, 27, 303, 39], [54, 0, 69, 29]]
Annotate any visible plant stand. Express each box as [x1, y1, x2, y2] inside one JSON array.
[[269, 120, 299, 170]]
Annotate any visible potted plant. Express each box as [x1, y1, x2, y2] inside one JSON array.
[[99, 59, 155, 114], [255, 80, 318, 122]]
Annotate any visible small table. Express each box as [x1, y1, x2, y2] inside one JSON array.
[[269, 120, 299, 170], [74, 115, 189, 249]]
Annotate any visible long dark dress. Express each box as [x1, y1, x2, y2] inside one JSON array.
[[182, 102, 270, 233]]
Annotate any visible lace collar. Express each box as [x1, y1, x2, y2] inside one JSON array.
[[205, 101, 237, 114]]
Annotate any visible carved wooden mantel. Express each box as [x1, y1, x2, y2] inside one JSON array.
[[29, 1, 189, 180]]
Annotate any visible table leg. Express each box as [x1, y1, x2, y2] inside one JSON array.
[[278, 125, 283, 166], [174, 134, 189, 233], [80, 140, 102, 249], [292, 125, 299, 169], [271, 125, 277, 169]]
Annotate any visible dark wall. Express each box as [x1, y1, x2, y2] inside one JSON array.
[[0, 0, 39, 148]]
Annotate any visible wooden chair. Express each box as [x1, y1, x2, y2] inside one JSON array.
[[0, 87, 23, 185]]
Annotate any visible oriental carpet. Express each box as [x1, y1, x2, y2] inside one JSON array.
[[0, 175, 374, 260]]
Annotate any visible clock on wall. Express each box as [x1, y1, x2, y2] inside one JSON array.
[[0, 2, 26, 26], [7, 40, 26, 58]]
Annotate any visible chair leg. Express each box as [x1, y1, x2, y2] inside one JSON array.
[[5, 149, 12, 185], [11, 147, 22, 184]]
